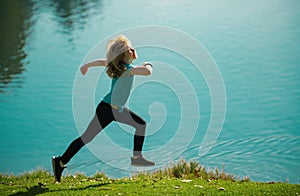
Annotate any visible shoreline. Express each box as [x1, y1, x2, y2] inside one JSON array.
[[1, 160, 299, 195]]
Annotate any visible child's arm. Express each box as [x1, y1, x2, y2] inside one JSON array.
[[129, 62, 153, 76], [80, 59, 107, 75]]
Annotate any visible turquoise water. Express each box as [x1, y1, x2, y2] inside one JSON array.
[[0, 0, 300, 183]]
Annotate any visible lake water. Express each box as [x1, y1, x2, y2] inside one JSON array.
[[0, 0, 299, 183]]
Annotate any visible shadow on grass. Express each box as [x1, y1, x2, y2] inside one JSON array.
[[10, 182, 111, 196], [10, 185, 49, 196]]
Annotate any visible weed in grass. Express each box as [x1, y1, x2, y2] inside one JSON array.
[[147, 159, 236, 181]]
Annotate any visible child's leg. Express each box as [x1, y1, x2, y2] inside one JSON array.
[[112, 108, 146, 157], [61, 102, 114, 165], [60, 115, 101, 164]]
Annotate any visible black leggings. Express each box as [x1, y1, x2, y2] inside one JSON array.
[[61, 101, 146, 164]]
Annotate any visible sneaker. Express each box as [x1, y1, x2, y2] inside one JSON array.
[[52, 156, 66, 182], [131, 156, 155, 167]]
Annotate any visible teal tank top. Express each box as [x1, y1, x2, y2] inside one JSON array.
[[102, 64, 134, 112]]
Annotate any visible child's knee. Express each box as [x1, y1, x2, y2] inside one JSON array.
[[135, 123, 146, 136]]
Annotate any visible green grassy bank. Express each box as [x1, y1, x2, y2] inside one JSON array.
[[1, 160, 299, 195]]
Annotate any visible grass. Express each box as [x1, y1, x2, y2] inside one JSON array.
[[0, 160, 299, 195]]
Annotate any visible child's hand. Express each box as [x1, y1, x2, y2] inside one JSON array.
[[80, 65, 88, 75]]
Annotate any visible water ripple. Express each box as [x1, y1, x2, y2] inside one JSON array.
[[191, 134, 300, 182]]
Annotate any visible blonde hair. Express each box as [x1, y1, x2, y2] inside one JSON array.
[[106, 35, 131, 78]]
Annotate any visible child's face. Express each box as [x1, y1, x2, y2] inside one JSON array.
[[124, 44, 138, 64], [128, 47, 138, 59]]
